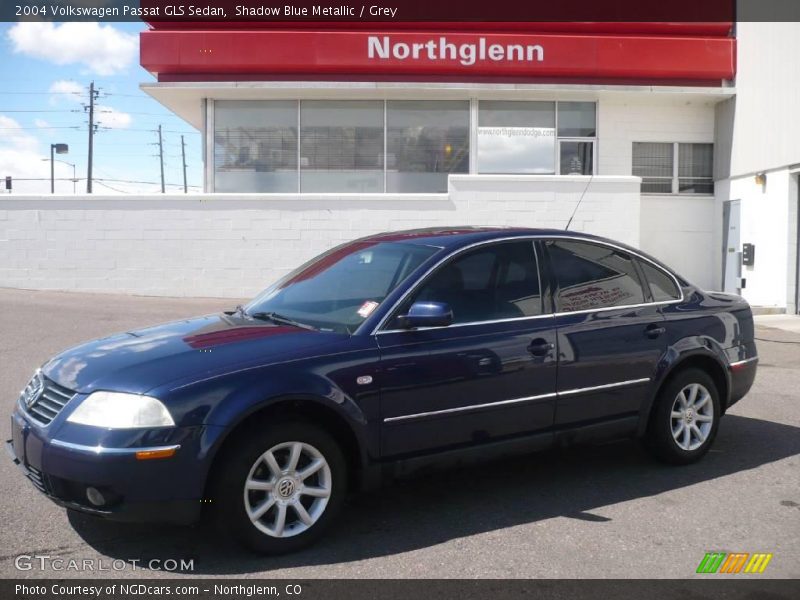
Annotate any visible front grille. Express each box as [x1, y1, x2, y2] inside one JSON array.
[[22, 376, 75, 426], [27, 466, 48, 494]]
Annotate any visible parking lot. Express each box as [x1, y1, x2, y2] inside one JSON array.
[[0, 287, 798, 579]]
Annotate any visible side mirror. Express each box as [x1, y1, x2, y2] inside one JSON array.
[[398, 301, 453, 329]]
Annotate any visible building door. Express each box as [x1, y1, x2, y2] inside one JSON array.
[[722, 200, 742, 294]]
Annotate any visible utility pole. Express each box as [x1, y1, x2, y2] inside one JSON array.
[[85, 81, 98, 194], [181, 135, 188, 193], [157, 124, 165, 193]]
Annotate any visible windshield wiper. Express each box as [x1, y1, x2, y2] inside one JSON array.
[[248, 311, 317, 331]]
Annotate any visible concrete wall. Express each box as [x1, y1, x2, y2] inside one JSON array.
[[597, 93, 719, 290], [713, 22, 800, 311], [715, 170, 799, 309], [725, 22, 800, 178], [639, 196, 718, 290], [0, 175, 640, 298]]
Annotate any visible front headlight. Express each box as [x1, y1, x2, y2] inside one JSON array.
[[67, 391, 175, 429]]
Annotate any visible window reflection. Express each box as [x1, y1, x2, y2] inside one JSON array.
[[214, 101, 298, 193], [300, 101, 384, 193], [478, 101, 556, 174], [386, 101, 469, 193]]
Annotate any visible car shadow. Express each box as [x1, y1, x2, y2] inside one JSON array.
[[67, 414, 800, 574]]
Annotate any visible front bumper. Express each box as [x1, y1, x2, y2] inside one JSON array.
[[7, 409, 222, 524]]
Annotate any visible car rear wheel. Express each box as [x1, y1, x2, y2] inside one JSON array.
[[211, 421, 347, 554], [645, 368, 721, 464]]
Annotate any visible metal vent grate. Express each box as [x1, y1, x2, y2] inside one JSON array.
[[26, 466, 47, 494]]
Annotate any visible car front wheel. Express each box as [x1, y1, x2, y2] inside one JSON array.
[[645, 368, 721, 464], [212, 421, 347, 554]]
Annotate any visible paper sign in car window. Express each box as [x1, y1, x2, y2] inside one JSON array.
[[357, 301, 379, 318]]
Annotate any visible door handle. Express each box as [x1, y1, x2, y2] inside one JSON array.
[[645, 324, 666, 339], [528, 338, 554, 356]]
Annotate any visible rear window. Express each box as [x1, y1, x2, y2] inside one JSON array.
[[639, 261, 681, 302], [547, 240, 646, 312]]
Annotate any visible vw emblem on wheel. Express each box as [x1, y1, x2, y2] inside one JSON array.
[[21, 371, 44, 409], [277, 478, 295, 498]]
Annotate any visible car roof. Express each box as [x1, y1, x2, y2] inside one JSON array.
[[356, 226, 683, 280], [360, 226, 617, 250]]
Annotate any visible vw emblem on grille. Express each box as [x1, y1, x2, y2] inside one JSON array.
[[21, 371, 44, 409], [277, 478, 296, 498]]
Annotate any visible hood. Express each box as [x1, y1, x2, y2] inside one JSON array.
[[42, 314, 346, 394]]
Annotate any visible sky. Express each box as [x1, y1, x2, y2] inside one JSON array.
[[0, 21, 203, 194]]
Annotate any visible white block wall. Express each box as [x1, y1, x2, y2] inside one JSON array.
[[0, 175, 640, 298], [639, 196, 718, 290], [596, 95, 719, 290], [715, 170, 799, 309]]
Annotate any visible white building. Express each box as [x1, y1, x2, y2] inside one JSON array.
[[2, 20, 798, 311]]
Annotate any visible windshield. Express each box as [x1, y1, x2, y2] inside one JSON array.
[[245, 241, 440, 333]]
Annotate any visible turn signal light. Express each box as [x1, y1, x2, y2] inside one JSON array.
[[135, 447, 177, 461]]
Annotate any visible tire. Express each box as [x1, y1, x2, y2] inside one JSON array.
[[210, 420, 347, 554], [645, 368, 721, 465]]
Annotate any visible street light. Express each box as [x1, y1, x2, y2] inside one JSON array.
[[42, 157, 77, 194], [49, 143, 69, 194]]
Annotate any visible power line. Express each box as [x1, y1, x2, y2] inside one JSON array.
[[0, 109, 80, 113], [93, 180, 131, 194], [100, 92, 147, 98], [7, 177, 201, 188], [0, 91, 84, 96], [0, 126, 81, 131]]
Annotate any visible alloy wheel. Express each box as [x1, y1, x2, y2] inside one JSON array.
[[243, 441, 332, 538], [670, 383, 715, 451]]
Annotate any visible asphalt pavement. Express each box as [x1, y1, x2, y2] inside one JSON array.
[[0, 288, 798, 579]]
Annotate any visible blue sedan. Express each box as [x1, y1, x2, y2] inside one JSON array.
[[7, 228, 758, 553]]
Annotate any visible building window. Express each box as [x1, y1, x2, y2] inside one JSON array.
[[214, 100, 298, 193], [300, 101, 384, 193], [212, 99, 600, 193], [477, 101, 555, 174], [557, 102, 596, 137], [678, 143, 714, 194], [386, 101, 469, 193], [559, 141, 594, 176], [633, 142, 714, 195], [557, 102, 596, 176], [476, 101, 597, 176]]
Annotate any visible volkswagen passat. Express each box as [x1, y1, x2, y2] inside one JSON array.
[[7, 228, 758, 554]]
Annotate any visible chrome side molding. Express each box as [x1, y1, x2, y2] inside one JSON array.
[[384, 377, 650, 423]]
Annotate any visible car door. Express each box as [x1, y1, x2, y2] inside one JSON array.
[[376, 239, 557, 457], [542, 238, 668, 426]]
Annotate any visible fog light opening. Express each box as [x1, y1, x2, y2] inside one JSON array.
[[86, 486, 106, 507]]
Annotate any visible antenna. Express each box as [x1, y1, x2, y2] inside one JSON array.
[[565, 174, 594, 230]]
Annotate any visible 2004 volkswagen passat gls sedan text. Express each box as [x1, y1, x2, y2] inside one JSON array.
[[7, 228, 758, 554]]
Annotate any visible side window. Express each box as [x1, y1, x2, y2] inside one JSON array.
[[396, 240, 542, 325], [547, 240, 646, 312], [639, 260, 681, 302]]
